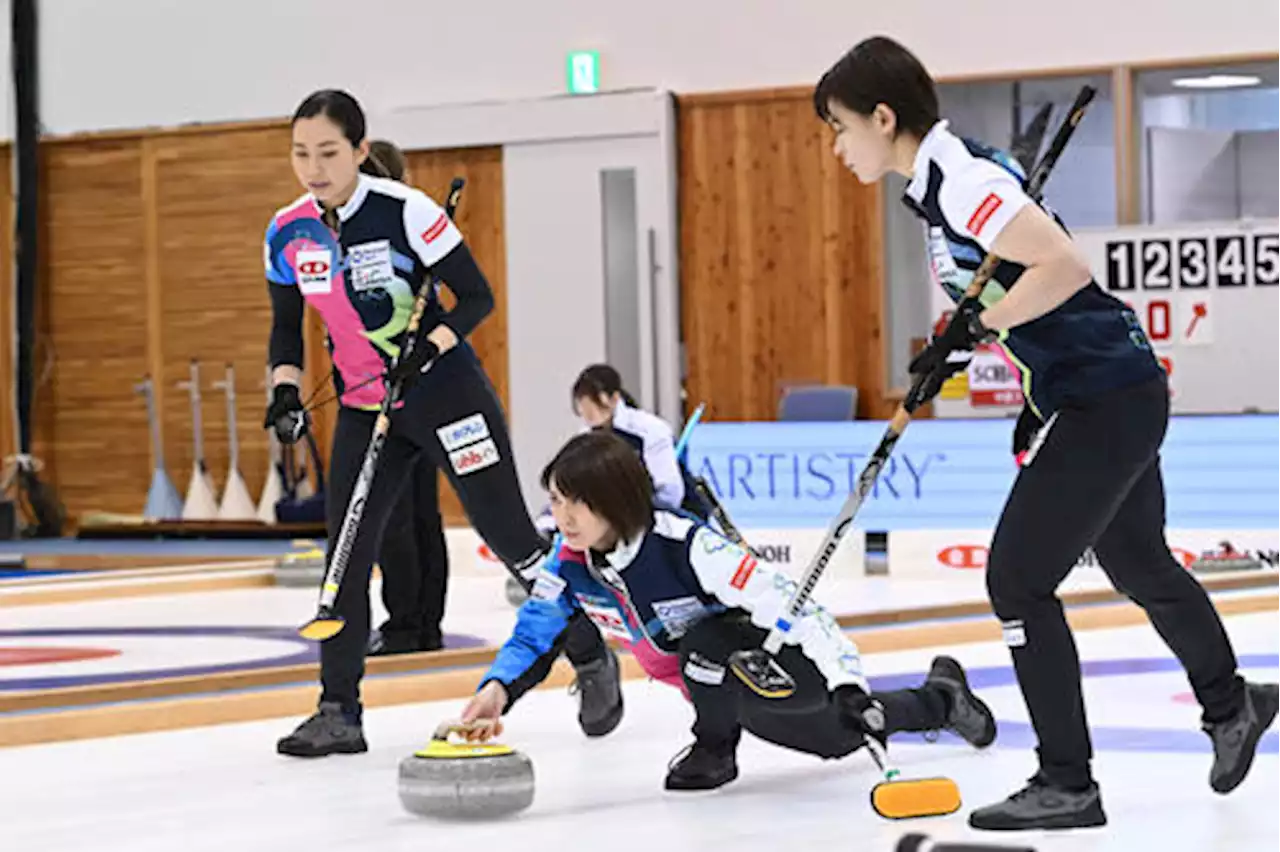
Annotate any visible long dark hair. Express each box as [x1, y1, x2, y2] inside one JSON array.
[[572, 364, 638, 409], [540, 431, 653, 544], [360, 139, 406, 181]]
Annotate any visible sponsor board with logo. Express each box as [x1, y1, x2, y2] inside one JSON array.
[[887, 529, 1279, 579], [442, 526, 867, 580], [685, 415, 1278, 531]]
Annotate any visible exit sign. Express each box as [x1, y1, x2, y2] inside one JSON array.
[[566, 51, 600, 94]]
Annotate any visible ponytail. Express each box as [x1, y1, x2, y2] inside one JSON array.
[[571, 363, 636, 409]]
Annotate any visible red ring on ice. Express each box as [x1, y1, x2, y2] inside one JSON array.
[[0, 646, 122, 667]]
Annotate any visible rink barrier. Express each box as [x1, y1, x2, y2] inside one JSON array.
[[0, 578, 1273, 748]]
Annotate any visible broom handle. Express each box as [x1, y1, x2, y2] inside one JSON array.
[[134, 377, 166, 470], [213, 364, 240, 470], [176, 360, 206, 465]]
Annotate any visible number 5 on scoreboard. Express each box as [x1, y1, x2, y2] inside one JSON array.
[[1255, 233, 1278, 286]]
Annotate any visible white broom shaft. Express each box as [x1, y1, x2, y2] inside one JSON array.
[[177, 360, 207, 464], [215, 364, 241, 470]]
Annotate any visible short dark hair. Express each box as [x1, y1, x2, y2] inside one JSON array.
[[292, 89, 366, 148], [813, 36, 939, 140], [540, 431, 653, 543], [572, 363, 638, 409], [362, 139, 407, 180]]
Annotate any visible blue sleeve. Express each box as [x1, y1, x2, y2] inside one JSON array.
[[480, 585, 576, 692], [264, 218, 295, 285]]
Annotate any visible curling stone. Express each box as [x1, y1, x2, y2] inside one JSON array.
[[398, 722, 534, 820], [273, 547, 326, 588]]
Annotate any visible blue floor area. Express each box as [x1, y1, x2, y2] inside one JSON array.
[[0, 568, 81, 579], [0, 539, 322, 558]]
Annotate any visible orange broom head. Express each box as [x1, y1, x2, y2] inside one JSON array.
[[870, 776, 961, 820], [299, 618, 345, 641]]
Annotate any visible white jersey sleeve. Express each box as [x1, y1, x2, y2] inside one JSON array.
[[403, 190, 464, 267], [938, 159, 1032, 253], [687, 525, 867, 692], [644, 426, 685, 510]]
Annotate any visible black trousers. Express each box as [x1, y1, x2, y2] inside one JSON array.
[[319, 350, 607, 714], [677, 611, 949, 758], [376, 453, 448, 646], [987, 375, 1245, 789]]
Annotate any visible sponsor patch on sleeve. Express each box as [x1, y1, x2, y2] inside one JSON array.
[[967, 192, 1004, 237], [729, 554, 758, 590], [421, 212, 449, 244]]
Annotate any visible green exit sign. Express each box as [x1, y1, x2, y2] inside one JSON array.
[[566, 50, 600, 94]]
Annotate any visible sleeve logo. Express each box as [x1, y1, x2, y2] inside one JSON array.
[[967, 192, 1004, 236], [729, 554, 758, 590], [421, 212, 449, 244]]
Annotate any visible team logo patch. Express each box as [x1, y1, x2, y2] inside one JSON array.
[[448, 438, 500, 476], [530, 570, 566, 602], [576, 596, 632, 641], [437, 413, 490, 451], [683, 652, 725, 686], [295, 249, 333, 295], [1002, 619, 1027, 648], [967, 192, 1004, 236], [421, 212, 449, 244], [347, 239, 394, 292], [651, 596, 706, 639]]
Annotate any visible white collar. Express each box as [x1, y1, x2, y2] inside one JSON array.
[[598, 528, 646, 572], [905, 119, 950, 202], [324, 173, 371, 223]]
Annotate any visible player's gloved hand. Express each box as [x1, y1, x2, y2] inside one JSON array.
[[833, 685, 888, 743], [906, 299, 995, 408], [264, 383, 308, 445], [385, 335, 440, 390], [1012, 403, 1042, 466]]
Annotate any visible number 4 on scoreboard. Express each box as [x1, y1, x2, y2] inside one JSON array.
[[1214, 235, 1248, 287]]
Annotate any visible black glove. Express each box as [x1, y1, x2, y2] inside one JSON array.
[[1012, 403, 1042, 464], [264, 383, 308, 445], [833, 685, 887, 742], [907, 299, 996, 407], [385, 335, 440, 389]]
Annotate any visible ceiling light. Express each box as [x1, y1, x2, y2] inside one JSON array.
[[1171, 74, 1263, 90]]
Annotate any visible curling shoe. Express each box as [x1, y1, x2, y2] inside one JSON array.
[[1205, 680, 1279, 794], [276, 702, 368, 758], [665, 738, 739, 791], [570, 646, 624, 737], [969, 774, 1107, 831], [926, 655, 997, 748]]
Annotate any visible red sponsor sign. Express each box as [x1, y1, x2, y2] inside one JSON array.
[[298, 259, 329, 275], [937, 544, 987, 570]]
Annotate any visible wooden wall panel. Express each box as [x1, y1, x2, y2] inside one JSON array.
[[152, 126, 297, 506], [678, 93, 891, 422], [38, 141, 150, 515]]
